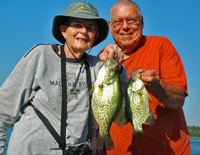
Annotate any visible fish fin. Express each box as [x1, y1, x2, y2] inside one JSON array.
[[97, 85, 103, 98], [113, 98, 126, 128], [148, 94, 152, 103], [90, 109, 99, 130], [144, 110, 155, 126], [91, 115, 99, 130], [89, 86, 95, 95]]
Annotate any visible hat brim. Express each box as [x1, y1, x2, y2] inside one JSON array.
[[52, 15, 109, 47]]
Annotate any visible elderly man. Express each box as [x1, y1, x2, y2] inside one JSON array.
[[99, 0, 190, 154]]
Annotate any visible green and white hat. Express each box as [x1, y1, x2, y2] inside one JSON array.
[[52, 1, 109, 47]]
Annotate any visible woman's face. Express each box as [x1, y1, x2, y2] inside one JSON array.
[[61, 18, 99, 54]]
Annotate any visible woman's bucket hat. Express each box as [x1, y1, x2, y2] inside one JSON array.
[[52, 1, 109, 47]]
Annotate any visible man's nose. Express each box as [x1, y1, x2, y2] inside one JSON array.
[[122, 20, 130, 29]]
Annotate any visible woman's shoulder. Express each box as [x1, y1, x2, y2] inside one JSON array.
[[23, 44, 56, 58]]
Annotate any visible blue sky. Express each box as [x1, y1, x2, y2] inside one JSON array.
[[1, 0, 200, 126]]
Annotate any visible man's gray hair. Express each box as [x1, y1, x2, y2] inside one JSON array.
[[110, 0, 142, 19]]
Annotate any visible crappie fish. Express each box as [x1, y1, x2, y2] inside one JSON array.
[[125, 71, 155, 135], [90, 58, 125, 151]]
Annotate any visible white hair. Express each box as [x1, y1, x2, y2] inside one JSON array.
[[110, 0, 142, 19]]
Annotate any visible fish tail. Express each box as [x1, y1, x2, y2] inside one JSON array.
[[97, 134, 114, 151], [97, 134, 104, 152], [104, 134, 114, 150]]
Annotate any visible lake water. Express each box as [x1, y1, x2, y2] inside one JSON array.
[[3, 127, 200, 155]]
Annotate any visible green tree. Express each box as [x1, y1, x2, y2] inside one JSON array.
[[188, 126, 200, 138]]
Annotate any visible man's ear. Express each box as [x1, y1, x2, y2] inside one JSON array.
[[95, 32, 99, 40], [108, 20, 113, 33], [140, 16, 144, 29], [60, 25, 67, 38]]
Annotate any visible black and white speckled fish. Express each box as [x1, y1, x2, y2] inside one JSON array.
[[125, 71, 155, 135], [90, 58, 125, 151]]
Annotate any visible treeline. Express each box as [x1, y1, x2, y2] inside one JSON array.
[[188, 126, 200, 137]]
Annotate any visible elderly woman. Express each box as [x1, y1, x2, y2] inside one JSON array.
[[0, 1, 129, 155]]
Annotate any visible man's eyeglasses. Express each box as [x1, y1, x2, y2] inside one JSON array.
[[110, 16, 141, 28], [69, 22, 98, 33]]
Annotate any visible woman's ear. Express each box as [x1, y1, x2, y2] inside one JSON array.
[[60, 25, 67, 38], [95, 32, 99, 40]]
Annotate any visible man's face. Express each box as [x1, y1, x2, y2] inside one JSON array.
[[109, 4, 143, 53]]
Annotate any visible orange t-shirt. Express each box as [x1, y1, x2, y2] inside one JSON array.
[[106, 36, 190, 155]]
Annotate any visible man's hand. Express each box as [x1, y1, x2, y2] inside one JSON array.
[[98, 44, 123, 70], [137, 69, 160, 90], [137, 68, 185, 109]]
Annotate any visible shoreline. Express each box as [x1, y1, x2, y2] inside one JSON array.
[[190, 137, 200, 139]]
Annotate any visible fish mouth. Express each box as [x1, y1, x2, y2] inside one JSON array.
[[131, 72, 140, 79], [106, 58, 118, 68]]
